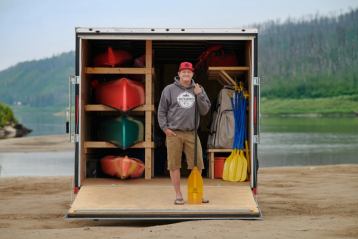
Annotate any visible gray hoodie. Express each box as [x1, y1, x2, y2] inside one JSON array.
[[158, 76, 211, 132]]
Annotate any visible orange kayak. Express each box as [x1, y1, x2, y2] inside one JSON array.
[[93, 77, 145, 111], [93, 47, 132, 67], [100, 155, 145, 179]]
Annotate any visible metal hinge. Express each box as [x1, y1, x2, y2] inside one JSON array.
[[253, 77, 260, 86], [70, 75, 80, 84], [71, 134, 79, 143], [253, 135, 260, 144]]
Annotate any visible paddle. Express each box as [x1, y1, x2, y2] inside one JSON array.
[[188, 94, 204, 204], [228, 90, 241, 181], [223, 85, 248, 182], [223, 90, 238, 181], [239, 95, 247, 182]]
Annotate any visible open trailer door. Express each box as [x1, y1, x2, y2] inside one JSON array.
[[66, 179, 261, 220]]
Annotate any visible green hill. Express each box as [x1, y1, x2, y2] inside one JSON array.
[[0, 52, 74, 107]]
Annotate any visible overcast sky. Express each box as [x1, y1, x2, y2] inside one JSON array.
[[0, 0, 357, 70]]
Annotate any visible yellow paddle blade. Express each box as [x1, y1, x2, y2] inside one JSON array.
[[239, 150, 248, 182], [245, 140, 250, 175], [227, 151, 238, 181], [187, 166, 203, 204], [228, 150, 242, 182], [223, 150, 235, 181]]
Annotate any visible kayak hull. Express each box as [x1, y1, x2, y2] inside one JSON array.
[[93, 47, 132, 67], [98, 115, 144, 149], [101, 155, 145, 179], [95, 78, 145, 112]]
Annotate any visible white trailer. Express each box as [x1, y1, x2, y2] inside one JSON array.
[[66, 28, 261, 220]]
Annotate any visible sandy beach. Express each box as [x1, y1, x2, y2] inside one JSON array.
[[0, 136, 357, 239], [0, 135, 73, 152]]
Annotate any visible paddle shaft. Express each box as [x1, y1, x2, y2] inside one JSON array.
[[194, 95, 198, 167]]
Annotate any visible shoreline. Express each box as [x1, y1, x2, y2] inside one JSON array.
[[262, 112, 358, 118], [261, 96, 358, 116]]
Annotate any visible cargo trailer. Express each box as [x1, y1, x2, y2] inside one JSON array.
[[66, 28, 261, 220]]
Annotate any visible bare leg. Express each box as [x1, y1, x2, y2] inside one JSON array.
[[170, 169, 183, 199]]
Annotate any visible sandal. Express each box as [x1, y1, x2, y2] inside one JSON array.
[[174, 198, 185, 205], [202, 198, 209, 203]]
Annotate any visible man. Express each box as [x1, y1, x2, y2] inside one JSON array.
[[158, 62, 211, 205]]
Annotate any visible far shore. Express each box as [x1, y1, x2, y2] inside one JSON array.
[[0, 134, 73, 152]]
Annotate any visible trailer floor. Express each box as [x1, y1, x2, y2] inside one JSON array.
[[67, 178, 260, 220]]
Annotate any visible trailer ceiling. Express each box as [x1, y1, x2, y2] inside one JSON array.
[[86, 39, 249, 64]]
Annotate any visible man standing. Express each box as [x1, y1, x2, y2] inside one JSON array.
[[158, 62, 211, 205]]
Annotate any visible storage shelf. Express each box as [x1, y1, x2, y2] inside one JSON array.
[[208, 66, 250, 86], [207, 148, 246, 153], [208, 66, 250, 73], [207, 148, 233, 153], [84, 141, 155, 149], [207, 148, 247, 179], [85, 104, 155, 112], [85, 67, 152, 74]]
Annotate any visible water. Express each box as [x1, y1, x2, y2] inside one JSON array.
[[12, 106, 67, 136], [0, 107, 73, 176], [259, 117, 358, 167], [0, 151, 74, 176], [1, 107, 358, 176]]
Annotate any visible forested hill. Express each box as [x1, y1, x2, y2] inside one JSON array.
[[258, 8, 358, 98], [0, 9, 357, 108], [0, 52, 74, 107]]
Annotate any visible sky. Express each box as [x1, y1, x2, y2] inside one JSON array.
[[0, 0, 357, 71]]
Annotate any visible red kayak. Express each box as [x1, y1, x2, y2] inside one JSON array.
[[93, 47, 132, 67], [93, 78, 145, 111], [100, 155, 145, 179]]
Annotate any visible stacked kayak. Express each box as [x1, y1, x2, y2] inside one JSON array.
[[92, 47, 147, 179], [98, 115, 144, 149], [93, 47, 132, 67], [93, 77, 145, 112], [101, 155, 144, 179]]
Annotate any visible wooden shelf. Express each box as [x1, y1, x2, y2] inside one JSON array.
[[207, 148, 233, 153], [208, 66, 250, 73], [208, 66, 250, 86], [85, 67, 153, 74], [207, 148, 246, 179], [84, 141, 155, 149], [85, 104, 155, 112]]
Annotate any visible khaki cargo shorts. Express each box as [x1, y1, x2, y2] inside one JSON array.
[[165, 130, 204, 170]]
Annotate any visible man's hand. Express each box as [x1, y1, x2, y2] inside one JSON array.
[[194, 83, 202, 95], [165, 128, 177, 136]]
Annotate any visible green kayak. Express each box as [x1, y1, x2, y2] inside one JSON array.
[[98, 115, 144, 149]]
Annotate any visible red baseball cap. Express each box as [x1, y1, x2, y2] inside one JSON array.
[[178, 62, 194, 72]]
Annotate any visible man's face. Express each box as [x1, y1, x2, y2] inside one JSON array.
[[178, 69, 194, 84]]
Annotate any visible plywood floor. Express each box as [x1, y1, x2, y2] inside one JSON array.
[[68, 178, 260, 219]]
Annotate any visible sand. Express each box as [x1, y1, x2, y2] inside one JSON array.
[[0, 136, 357, 238], [0, 135, 73, 152], [0, 166, 357, 239]]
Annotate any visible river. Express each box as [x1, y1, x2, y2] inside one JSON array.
[[0, 108, 357, 176]]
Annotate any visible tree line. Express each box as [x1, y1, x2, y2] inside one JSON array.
[[257, 8, 358, 98]]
